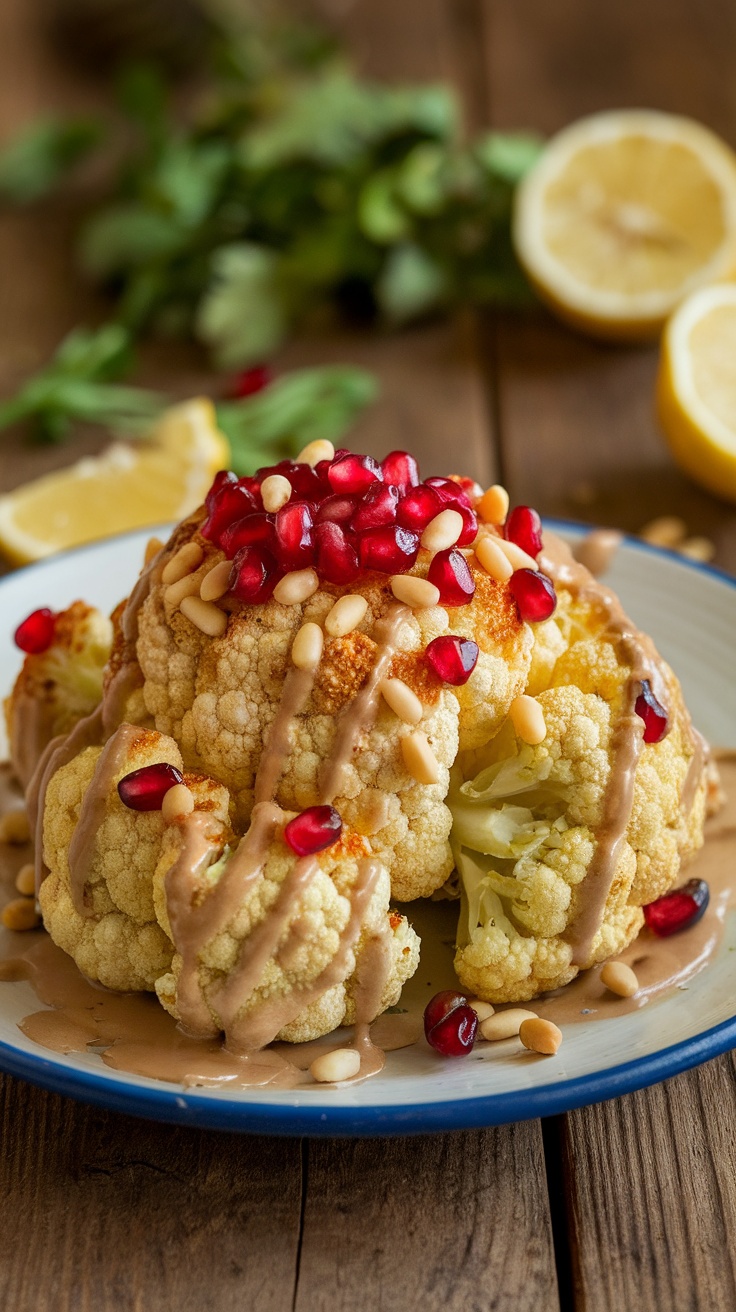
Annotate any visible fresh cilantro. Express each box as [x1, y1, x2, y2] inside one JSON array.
[[0, 116, 101, 204]]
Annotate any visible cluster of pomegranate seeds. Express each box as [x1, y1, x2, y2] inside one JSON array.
[[230, 545, 279, 604], [505, 506, 543, 558], [284, 805, 343, 856], [118, 762, 184, 811], [635, 680, 669, 743], [229, 364, 272, 399], [425, 635, 479, 685], [14, 607, 56, 654], [508, 569, 557, 622], [423, 990, 478, 1057], [643, 878, 710, 936], [428, 548, 476, 606]]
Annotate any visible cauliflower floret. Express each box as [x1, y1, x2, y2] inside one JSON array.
[[4, 602, 112, 787]]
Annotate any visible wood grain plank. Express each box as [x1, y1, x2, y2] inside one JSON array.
[[294, 1130, 559, 1312]]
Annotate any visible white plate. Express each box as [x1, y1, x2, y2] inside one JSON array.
[[0, 521, 734, 1136]]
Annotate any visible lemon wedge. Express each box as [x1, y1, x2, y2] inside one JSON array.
[[513, 110, 736, 340], [657, 282, 736, 502], [0, 399, 230, 565]]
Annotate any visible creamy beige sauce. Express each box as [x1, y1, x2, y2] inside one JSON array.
[[67, 723, 140, 915]]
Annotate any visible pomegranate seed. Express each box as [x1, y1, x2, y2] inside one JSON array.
[[14, 607, 56, 654], [273, 501, 315, 569], [229, 545, 280, 603], [381, 450, 419, 492], [424, 479, 477, 544], [359, 524, 419, 573], [284, 805, 342, 856], [230, 364, 272, 399], [505, 506, 543, 558], [220, 512, 274, 559], [453, 476, 482, 500], [425, 635, 479, 685], [118, 762, 183, 811], [202, 483, 258, 546], [643, 878, 710, 937], [258, 460, 323, 501], [315, 494, 358, 526], [635, 680, 669, 743], [315, 523, 360, 585], [423, 990, 478, 1057], [427, 548, 476, 606], [352, 484, 400, 532], [328, 453, 383, 496], [205, 469, 237, 512], [508, 569, 556, 622], [397, 485, 443, 532]]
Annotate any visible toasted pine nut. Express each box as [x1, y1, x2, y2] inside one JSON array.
[[2, 898, 40, 932], [497, 539, 539, 571], [15, 864, 36, 896], [0, 811, 30, 845], [519, 1017, 562, 1055], [292, 622, 324, 670], [480, 1009, 537, 1041], [600, 961, 639, 998], [144, 536, 164, 566], [273, 569, 319, 606], [421, 508, 464, 553], [477, 484, 510, 525], [390, 575, 440, 608], [161, 541, 204, 586], [509, 694, 546, 745], [200, 560, 232, 602], [468, 998, 495, 1022], [310, 1047, 361, 1083], [640, 515, 687, 548], [297, 439, 335, 467], [380, 678, 423, 725], [261, 473, 292, 513], [678, 536, 715, 563], [162, 783, 195, 823], [164, 573, 202, 608], [475, 535, 514, 582], [180, 595, 228, 638], [324, 594, 368, 637], [401, 731, 440, 785]]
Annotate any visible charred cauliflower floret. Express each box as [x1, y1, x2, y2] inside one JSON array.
[[4, 602, 112, 787]]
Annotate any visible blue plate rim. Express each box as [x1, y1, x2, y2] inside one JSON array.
[[0, 518, 734, 1136]]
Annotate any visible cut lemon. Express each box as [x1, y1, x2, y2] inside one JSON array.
[[513, 110, 736, 340], [0, 398, 230, 565], [657, 282, 736, 503]]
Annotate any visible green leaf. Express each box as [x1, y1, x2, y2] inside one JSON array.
[[79, 205, 185, 279], [474, 132, 544, 183], [358, 170, 411, 244], [151, 138, 232, 228], [196, 243, 287, 368], [0, 117, 101, 204], [376, 243, 448, 323]]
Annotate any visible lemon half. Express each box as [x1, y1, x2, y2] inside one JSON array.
[[514, 110, 736, 340], [0, 399, 229, 565]]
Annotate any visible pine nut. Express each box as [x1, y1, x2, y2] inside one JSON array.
[[292, 622, 324, 670], [162, 783, 195, 823], [519, 1017, 562, 1055], [640, 515, 687, 548], [261, 474, 292, 513], [200, 560, 232, 601], [475, 535, 514, 582], [477, 484, 510, 525], [468, 998, 495, 1022], [297, 438, 335, 467], [0, 811, 30, 845], [2, 898, 40, 932], [180, 595, 228, 638], [480, 1008, 537, 1041], [161, 541, 204, 585], [509, 694, 546, 745], [273, 569, 319, 606], [600, 961, 639, 998], [15, 864, 36, 896], [421, 508, 464, 553], [380, 678, 423, 725], [390, 575, 440, 608], [164, 573, 202, 608], [310, 1047, 361, 1083], [324, 594, 368, 637], [401, 731, 440, 784], [678, 536, 715, 563], [144, 536, 164, 565], [497, 539, 539, 571]]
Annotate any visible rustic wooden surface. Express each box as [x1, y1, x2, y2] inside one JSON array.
[[0, 1, 735, 1309]]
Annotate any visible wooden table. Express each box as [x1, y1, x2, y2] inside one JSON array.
[[1, 2, 736, 1308]]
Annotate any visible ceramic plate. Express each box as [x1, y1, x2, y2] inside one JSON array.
[[0, 521, 734, 1136]]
